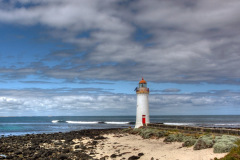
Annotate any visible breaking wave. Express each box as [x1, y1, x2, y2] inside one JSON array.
[[52, 120, 134, 125], [66, 121, 99, 124], [164, 123, 195, 126], [51, 120, 65, 123], [105, 122, 130, 124]]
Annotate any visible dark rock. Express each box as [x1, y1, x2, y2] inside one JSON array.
[[65, 138, 73, 143], [54, 142, 63, 145], [31, 138, 41, 145], [23, 150, 30, 156], [81, 145, 87, 149], [28, 146, 36, 150], [75, 145, 80, 149], [120, 152, 131, 156], [69, 141, 75, 145], [92, 140, 98, 145], [0, 128, 121, 159], [77, 152, 94, 160], [6, 155, 14, 159], [128, 156, 140, 160], [110, 154, 117, 158], [138, 153, 144, 157], [94, 136, 106, 140], [59, 154, 68, 160], [14, 150, 22, 155], [90, 152, 95, 155], [32, 153, 41, 159], [87, 146, 94, 149], [45, 150, 53, 157], [62, 148, 70, 153], [63, 144, 68, 148]]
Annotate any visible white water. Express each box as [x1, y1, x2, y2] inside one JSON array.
[[105, 122, 129, 124], [52, 120, 59, 123], [66, 121, 99, 124], [164, 123, 194, 126]]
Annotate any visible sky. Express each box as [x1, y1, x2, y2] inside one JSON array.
[[0, 0, 240, 116]]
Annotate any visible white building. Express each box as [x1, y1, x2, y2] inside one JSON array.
[[135, 78, 150, 128]]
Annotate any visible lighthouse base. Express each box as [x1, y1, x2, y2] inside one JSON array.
[[135, 122, 148, 128]]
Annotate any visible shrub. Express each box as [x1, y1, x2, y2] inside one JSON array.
[[137, 128, 166, 139], [213, 135, 240, 153], [155, 130, 168, 138], [130, 128, 142, 134], [122, 128, 132, 133], [164, 133, 197, 147], [193, 135, 215, 150], [182, 137, 197, 147], [139, 128, 155, 139], [214, 142, 238, 153], [125, 128, 169, 139], [164, 134, 178, 142], [214, 140, 240, 160], [164, 133, 189, 142]]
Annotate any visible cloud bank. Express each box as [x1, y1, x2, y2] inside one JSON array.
[[0, 0, 240, 83]]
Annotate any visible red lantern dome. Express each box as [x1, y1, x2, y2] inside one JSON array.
[[139, 78, 147, 84]]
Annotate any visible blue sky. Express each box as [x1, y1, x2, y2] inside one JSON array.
[[0, 0, 240, 116]]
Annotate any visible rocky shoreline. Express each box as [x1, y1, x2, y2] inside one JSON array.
[[0, 128, 125, 160], [0, 127, 229, 160]]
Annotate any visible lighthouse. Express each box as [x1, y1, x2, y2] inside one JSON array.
[[135, 78, 150, 128]]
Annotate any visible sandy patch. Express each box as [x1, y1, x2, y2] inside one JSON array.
[[94, 133, 227, 160]]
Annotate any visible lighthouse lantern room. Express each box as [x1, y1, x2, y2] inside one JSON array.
[[135, 78, 150, 128]]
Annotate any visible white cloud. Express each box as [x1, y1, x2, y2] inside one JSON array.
[[0, 89, 240, 116]]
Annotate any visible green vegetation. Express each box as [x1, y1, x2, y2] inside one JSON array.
[[164, 133, 186, 142], [123, 127, 169, 139], [214, 140, 240, 160], [123, 127, 198, 147], [123, 127, 240, 157], [164, 133, 197, 147], [193, 135, 215, 150], [213, 135, 240, 153], [182, 137, 198, 147]]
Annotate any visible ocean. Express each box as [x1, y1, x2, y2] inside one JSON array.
[[0, 115, 240, 136]]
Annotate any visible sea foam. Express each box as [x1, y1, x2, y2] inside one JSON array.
[[66, 121, 99, 124], [164, 123, 194, 126], [105, 122, 130, 124]]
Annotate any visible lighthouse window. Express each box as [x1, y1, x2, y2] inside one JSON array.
[[139, 83, 147, 88]]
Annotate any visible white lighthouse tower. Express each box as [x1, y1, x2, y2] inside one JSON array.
[[135, 78, 150, 128]]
